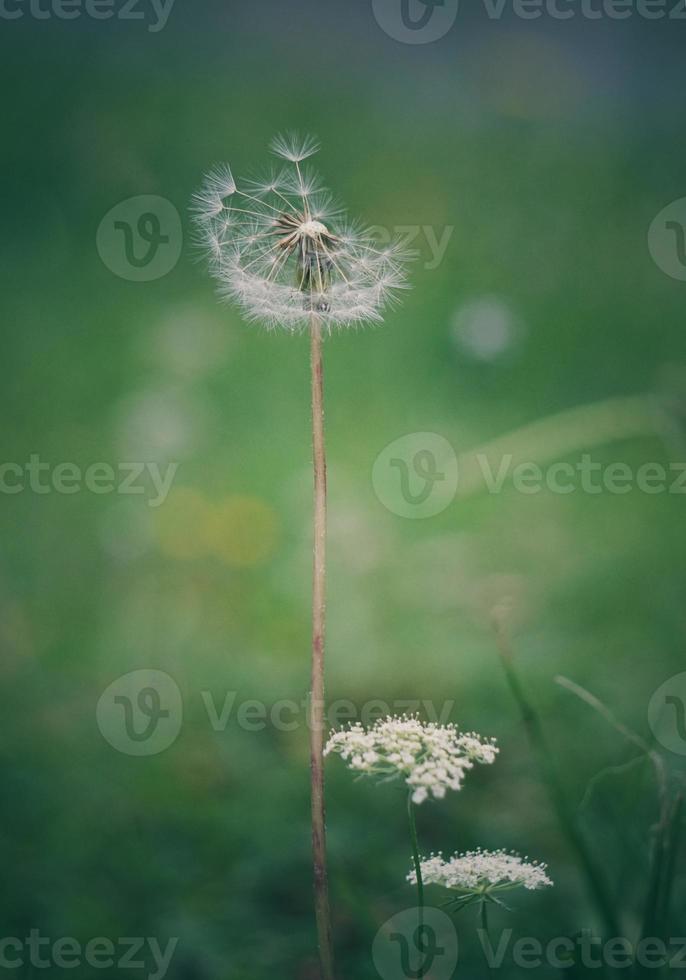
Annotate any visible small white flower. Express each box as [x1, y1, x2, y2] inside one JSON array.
[[192, 133, 410, 331], [408, 849, 553, 893], [324, 715, 498, 804]]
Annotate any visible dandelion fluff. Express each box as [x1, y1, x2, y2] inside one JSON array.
[[192, 134, 410, 331]]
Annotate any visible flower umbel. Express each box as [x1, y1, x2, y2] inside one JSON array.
[[192, 133, 409, 330], [408, 849, 553, 898], [324, 715, 498, 805]]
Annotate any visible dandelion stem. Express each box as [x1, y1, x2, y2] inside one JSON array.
[[309, 314, 334, 980]]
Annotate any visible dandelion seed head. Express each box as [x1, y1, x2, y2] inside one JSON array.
[[301, 219, 329, 238], [192, 135, 410, 331]]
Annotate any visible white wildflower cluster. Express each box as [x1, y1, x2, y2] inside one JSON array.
[[324, 716, 498, 805], [192, 133, 409, 331], [408, 849, 553, 893]]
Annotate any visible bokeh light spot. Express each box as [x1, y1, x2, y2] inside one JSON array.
[[451, 295, 524, 362], [155, 487, 215, 560], [208, 496, 279, 568]]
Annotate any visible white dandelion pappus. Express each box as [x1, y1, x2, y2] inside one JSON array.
[[324, 715, 498, 805], [408, 849, 553, 893], [192, 134, 410, 331]]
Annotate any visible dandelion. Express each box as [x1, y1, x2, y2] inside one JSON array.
[[325, 716, 498, 929], [192, 133, 409, 331], [192, 136, 410, 980]]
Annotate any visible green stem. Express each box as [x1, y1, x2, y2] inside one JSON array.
[[479, 900, 495, 978], [655, 793, 683, 933], [492, 616, 622, 940], [407, 792, 424, 914], [407, 792, 427, 978], [555, 676, 678, 970]]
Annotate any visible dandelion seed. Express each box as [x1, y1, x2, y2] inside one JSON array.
[[270, 131, 322, 163], [190, 164, 237, 221], [192, 134, 410, 331]]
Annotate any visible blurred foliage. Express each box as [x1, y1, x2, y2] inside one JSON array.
[[0, 3, 685, 977]]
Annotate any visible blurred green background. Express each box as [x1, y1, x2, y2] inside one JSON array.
[[1, 2, 685, 976]]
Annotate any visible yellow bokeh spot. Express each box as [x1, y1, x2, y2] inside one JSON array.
[[155, 487, 215, 560], [155, 489, 279, 566], [208, 495, 279, 567]]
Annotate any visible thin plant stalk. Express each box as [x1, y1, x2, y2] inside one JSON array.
[[407, 792, 425, 915], [491, 614, 621, 938], [479, 900, 495, 979], [193, 137, 409, 980], [555, 675, 677, 959], [654, 792, 683, 934], [407, 791, 427, 979], [309, 314, 334, 980]]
